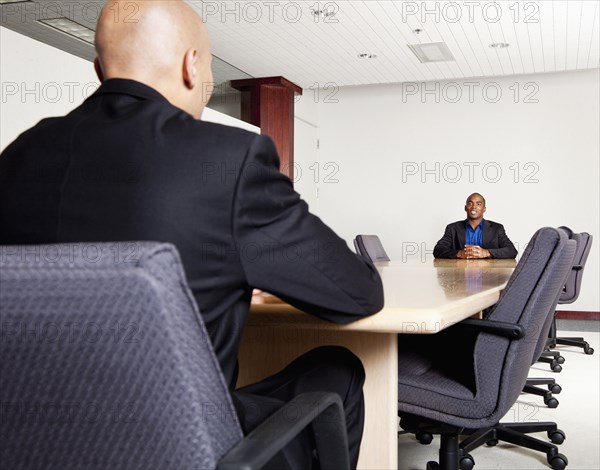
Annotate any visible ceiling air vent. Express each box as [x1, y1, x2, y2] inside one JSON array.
[[408, 42, 455, 63]]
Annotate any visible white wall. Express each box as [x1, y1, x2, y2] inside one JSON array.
[[202, 107, 259, 133], [293, 90, 320, 208], [298, 70, 599, 312], [1, 27, 100, 150]]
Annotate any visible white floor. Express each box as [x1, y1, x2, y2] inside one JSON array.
[[397, 329, 600, 470]]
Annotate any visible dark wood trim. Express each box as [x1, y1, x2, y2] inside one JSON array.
[[555, 311, 600, 321], [231, 76, 302, 182], [230, 76, 302, 95]]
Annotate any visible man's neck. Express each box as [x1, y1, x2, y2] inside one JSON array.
[[468, 219, 483, 230]]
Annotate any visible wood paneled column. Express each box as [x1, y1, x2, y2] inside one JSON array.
[[230, 77, 302, 181]]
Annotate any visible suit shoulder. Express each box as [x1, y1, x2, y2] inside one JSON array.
[[1, 116, 66, 157], [485, 220, 505, 229], [448, 220, 465, 228]]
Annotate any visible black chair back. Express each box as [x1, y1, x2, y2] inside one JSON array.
[[557, 227, 593, 304], [354, 235, 390, 262]]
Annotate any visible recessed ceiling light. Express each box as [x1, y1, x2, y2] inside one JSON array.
[[358, 53, 377, 59], [490, 42, 510, 48], [310, 8, 335, 18], [38, 17, 95, 44], [408, 42, 455, 63]]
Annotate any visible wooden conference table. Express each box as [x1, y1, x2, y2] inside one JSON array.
[[238, 258, 516, 469]]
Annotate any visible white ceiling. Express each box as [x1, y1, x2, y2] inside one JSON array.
[[1, 0, 599, 89]]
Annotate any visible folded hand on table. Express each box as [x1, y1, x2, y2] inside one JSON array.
[[251, 289, 284, 304]]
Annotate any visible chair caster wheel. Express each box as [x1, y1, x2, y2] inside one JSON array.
[[485, 439, 498, 447], [549, 384, 562, 394], [460, 454, 475, 470], [549, 429, 566, 444], [545, 397, 559, 408], [551, 363, 563, 373], [584, 345, 594, 355], [416, 431, 433, 445], [555, 355, 565, 364], [426, 461, 440, 470], [548, 453, 568, 470]]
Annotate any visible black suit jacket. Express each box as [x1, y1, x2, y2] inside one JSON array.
[[0, 79, 384, 386], [433, 219, 518, 259]]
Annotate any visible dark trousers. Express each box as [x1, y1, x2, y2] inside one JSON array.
[[232, 346, 365, 469]]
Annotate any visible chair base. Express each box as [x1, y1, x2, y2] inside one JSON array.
[[460, 422, 568, 470], [399, 414, 568, 470], [523, 377, 562, 408], [546, 318, 595, 355], [538, 350, 565, 372], [555, 336, 595, 355]]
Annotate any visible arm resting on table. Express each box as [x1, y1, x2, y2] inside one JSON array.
[[233, 135, 384, 322]]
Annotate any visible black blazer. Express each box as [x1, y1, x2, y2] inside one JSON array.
[[0, 79, 384, 385], [433, 219, 518, 259]]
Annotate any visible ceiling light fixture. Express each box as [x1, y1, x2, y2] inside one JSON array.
[[38, 17, 95, 44], [408, 42, 455, 63], [310, 8, 335, 18], [489, 42, 510, 48], [358, 53, 377, 59]]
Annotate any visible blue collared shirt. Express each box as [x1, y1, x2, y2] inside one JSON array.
[[466, 220, 484, 246]]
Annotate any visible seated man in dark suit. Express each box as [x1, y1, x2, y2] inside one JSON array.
[[0, 1, 384, 468], [433, 193, 518, 259]]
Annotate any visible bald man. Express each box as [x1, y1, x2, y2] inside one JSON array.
[[0, 1, 383, 468], [433, 193, 518, 259]]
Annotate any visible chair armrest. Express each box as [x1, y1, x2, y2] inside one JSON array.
[[457, 318, 525, 339], [217, 391, 349, 470]]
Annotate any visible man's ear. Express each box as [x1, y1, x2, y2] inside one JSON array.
[[182, 48, 198, 90], [94, 58, 105, 83]]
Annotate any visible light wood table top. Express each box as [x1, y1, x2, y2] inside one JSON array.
[[250, 259, 515, 334]]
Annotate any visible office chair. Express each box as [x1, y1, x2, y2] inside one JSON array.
[[397, 227, 576, 470], [532, 228, 593, 374], [522, 228, 593, 406], [549, 227, 594, 355], [0, 242, 350, 470], [353, 234, 390, 262]]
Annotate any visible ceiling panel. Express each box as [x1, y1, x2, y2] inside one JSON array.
[[1, 0, 598, 89]]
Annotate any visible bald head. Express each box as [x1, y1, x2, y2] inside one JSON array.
[[95, 0, 213, 118], [466, 193, 486, 206]]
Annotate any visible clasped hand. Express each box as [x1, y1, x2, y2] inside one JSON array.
[[458, 245, 490, 259]]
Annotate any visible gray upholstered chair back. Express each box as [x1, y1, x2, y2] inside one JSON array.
[[530, 227, 592, 362], [473, 228, 575, 423], [0, 243, 242, 469], [557, 227, 593, 304], [354, 235, 390, 262], [398, 228, 575, 429]]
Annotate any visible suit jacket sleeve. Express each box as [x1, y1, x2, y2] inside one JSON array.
[[433, 224, 460, 259], [232, 135, 384, 323], [487, 224, 518, 259]]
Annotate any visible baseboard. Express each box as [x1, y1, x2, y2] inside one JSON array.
[[555, 311, 600, 321]]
